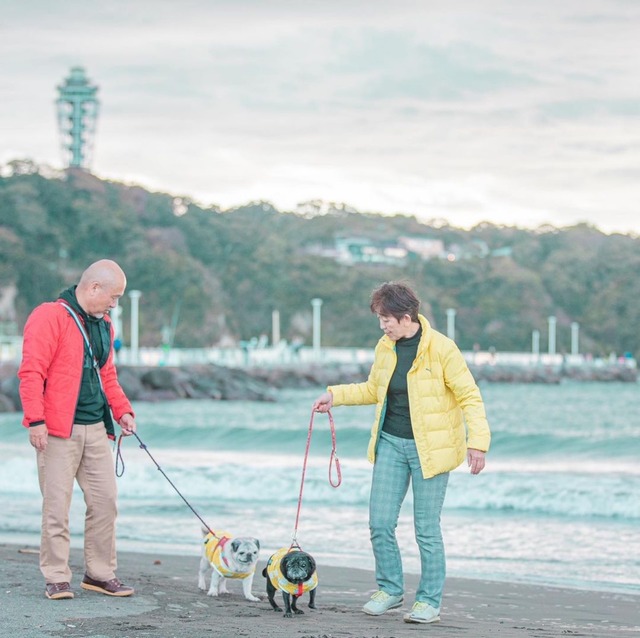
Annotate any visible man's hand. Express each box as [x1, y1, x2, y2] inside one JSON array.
[[467, 448, 486, 475], [119, 413, 136, 436], [29, 424, 49, 451]]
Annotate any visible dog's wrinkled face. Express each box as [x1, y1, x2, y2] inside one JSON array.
[[281, 551, 316, 584], [229, 537, 260, 569]]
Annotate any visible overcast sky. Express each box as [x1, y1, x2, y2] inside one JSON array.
[[2, 0, 639, 233]]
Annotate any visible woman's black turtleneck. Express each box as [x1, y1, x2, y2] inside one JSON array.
[[381, 324, 422, 439]]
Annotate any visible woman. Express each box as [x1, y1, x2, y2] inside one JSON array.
[[312, 281, 490, 624]]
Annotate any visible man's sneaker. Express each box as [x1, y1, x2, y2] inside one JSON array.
[[403, 601, 441, 624], [81, 574, 134, 597], [362, 590, 404, 615], [45, 582, 74, 600]]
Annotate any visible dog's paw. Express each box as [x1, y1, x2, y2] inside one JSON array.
[[294, 608, 304, 615], [246, 594, 261, 602], [283, 611, 293, 618], [206, 590, 219, 597], [308, 602, 317, 609]]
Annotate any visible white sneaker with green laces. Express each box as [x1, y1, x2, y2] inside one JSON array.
[[403, 601, 441, 623], [362, 590, 404, 615]]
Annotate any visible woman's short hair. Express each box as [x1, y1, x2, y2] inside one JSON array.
[[369, 281, 420, 322]]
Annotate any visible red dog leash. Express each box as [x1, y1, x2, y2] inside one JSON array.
[[290, 409, 342, 549]]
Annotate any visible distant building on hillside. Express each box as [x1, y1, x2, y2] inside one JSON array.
[[303, 232, 511, 267], [296, 200, 359, 218], [445, 239, 490, 261], [56, 66, 100, 170], [398, 236, 445, 259], [334, 237, 408, 266], [490, 246, 513, 257]]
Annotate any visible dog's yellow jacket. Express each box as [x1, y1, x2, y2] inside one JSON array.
[[203, 531, 256, 579], [266, 547, 318, 596], [328, 314, 491, 479]]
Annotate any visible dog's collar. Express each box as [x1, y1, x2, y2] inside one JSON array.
[[207, 533, 232, 566], [215, 535, 231, 567]]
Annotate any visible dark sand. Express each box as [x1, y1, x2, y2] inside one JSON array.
[[1, 543, 638, 638]]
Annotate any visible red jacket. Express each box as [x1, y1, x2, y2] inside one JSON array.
[[18, 300, 133, 439]]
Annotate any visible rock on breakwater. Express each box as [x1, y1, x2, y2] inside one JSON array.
[[0, 360, 636, 413]]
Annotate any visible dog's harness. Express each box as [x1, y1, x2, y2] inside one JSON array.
[[204, 531, 256, 579], [266, 547, 318, 597]]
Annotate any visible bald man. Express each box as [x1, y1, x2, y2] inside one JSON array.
[[18, 260, 137, 600]]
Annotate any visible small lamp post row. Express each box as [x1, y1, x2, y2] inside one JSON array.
[[116, 297, 581, 362]]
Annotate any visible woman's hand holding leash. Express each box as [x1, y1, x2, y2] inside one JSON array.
[[312, 391, 333, 413]]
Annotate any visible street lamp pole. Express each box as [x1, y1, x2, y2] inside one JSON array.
[[548, 316, 557, 356], [446, 308, 456, 340], [111, 303, 123, 340], [272, 309, 280, 347], [311, 298, 323, 358], [571, 321, 580, 356], [129, 290, 142, 364], [532, 329, 540, 360]]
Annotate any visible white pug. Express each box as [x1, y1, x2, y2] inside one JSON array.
[[198, 528, 261, 602]]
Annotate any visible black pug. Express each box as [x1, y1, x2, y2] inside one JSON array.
[[262, 547, 318, 618]]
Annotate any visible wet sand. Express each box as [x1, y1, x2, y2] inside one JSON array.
[[1, 542, 638, 638]]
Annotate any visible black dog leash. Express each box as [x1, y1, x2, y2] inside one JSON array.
[[116, 431, 215, 535]]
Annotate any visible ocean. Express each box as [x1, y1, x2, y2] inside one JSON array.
[[1, 382, 639, 595]]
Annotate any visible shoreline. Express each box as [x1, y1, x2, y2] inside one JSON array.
[[2, 542, 638, 638], [3, 530, 637, 599]]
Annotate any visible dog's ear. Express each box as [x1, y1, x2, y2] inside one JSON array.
[[307, 553, 317, 572], [253, 539, 260, 550], [231, 539, 241, 553]]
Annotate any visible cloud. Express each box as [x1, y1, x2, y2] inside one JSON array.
[[1, 0, 639, 234]]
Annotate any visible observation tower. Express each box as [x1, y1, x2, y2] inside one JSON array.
[[56, 67, 100, 169]]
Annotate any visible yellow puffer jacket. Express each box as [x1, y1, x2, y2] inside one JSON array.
[[329, 314, 490, 479]]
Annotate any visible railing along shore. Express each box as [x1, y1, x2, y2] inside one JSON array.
[[0, 336, 636, 371]]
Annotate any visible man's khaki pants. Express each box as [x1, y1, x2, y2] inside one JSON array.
[[37, 422, 118, 584]]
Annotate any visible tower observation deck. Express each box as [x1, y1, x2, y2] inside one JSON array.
[[56, 67, 100, 169]]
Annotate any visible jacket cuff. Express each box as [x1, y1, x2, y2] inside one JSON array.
[[29, 420, 45, 427]]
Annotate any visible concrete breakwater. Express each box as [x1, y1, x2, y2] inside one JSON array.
[[0, 361, 636, 413], [468, 362, 637, 384]]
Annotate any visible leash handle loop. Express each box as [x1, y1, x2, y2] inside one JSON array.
[[115, 435, 126, 477], [327, 411, 342, 488]]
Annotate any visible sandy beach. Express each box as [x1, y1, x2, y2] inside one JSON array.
[[1, 543, 638, 638]]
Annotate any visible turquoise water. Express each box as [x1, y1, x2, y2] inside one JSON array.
[[1, 382, 639, 594]]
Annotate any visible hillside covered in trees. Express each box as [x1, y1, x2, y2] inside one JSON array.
[[2, 160, 639, 358]]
